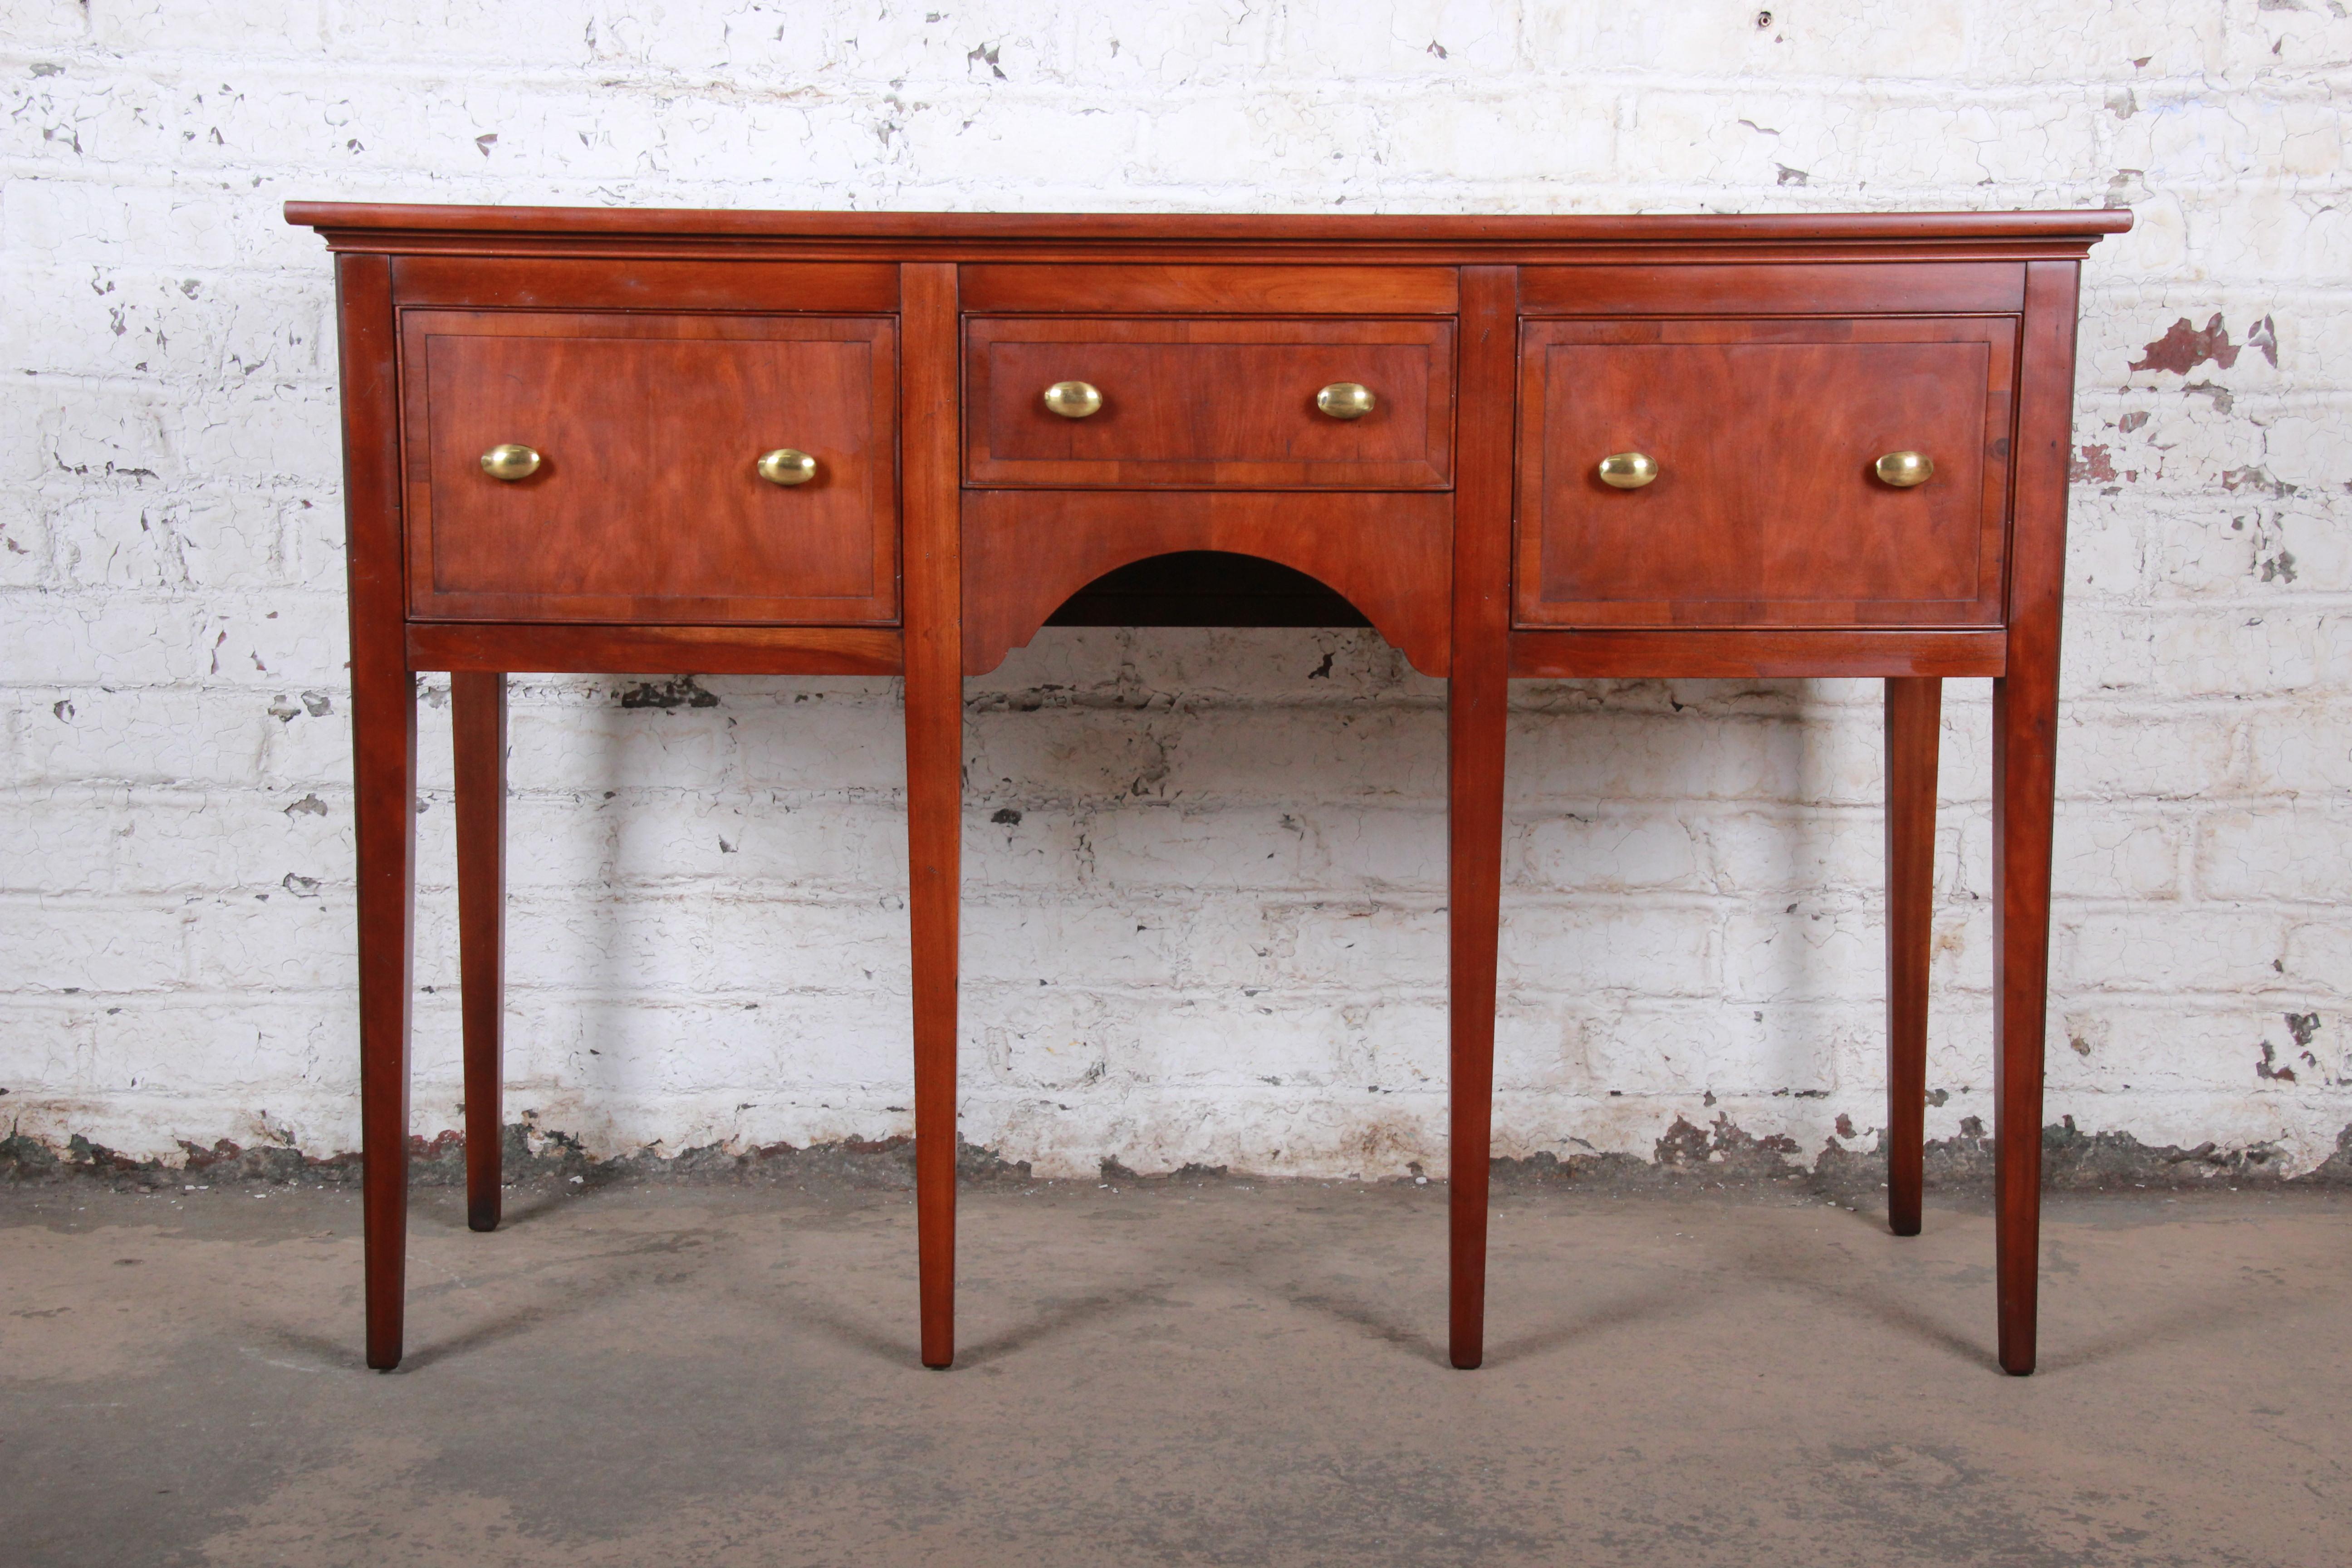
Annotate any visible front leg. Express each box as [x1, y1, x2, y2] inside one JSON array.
[[1993, 665, 2058, 1376], [337, 251, 417, 1372], [900, 260, 964, 1369], [1445, 264, 1518, 1371], [452, 671, 508, 1233], [1883, 676, 1941, 1237], [354, 660, 417, 1370], [1446, 661, 1507, 1370]]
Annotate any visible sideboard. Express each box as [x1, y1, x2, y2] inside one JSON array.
[[288, 203, 2130, 1377]]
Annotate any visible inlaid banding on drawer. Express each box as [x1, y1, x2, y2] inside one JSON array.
[[1514, 315, 2016, 630], [960, 264, 1459, 314], [965, 317, 1455, 489], [399, 309, 900, 625]]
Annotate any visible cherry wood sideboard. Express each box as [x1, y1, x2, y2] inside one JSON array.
[[289, 203, 2130, 1377]]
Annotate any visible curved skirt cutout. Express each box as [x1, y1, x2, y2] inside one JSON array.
[[961, 490, 1452, 676]]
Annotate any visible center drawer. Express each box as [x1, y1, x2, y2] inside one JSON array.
[[963, 318, 1455, 489]]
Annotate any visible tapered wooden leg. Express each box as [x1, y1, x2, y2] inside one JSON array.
[[453, 671, 508, 1234], [1988, 258, 2084, 1377], [1993, 666, 2058, 1376], [1884, 677, 1940, 1238], [1446, 662, 1507, 1369], [1447, 265, 1518, 1371], [900, 261, 964, 1369], [906, 659, 961, 1369], [336, 251, 416, 1372], [354, 662, 417, 1370]]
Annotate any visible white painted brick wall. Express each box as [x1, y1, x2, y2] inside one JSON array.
[[2, 0, 2347, 1178]]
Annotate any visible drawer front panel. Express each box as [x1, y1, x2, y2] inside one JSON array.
[[1515, 318, 2014, 629], [965, 318, 1454, 489], [401, 311, 897, 623]]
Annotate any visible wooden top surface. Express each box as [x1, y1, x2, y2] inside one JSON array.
[[285, 202, 2132, 262]]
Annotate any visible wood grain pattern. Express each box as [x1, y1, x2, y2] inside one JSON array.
[[960, 263, 1458, 314], [400, 309, 899, 624], [960, 490, 1453, 678], [1446, 266, 1518, 1370], [338, 253, 417, 1372], [452, 670, 507, 1234], [1992, 260, 2083, 1377], [900, 262, 965, 1370], [406, 622, 901, 675], [288, 205, 2127, 1382], [1884, 676, 1942, 1240], [1509, 629, 2005, 679], [965, 317, 1455, 489], [1516, 316, 2015, 628], [391, 256, 898, 312], [1518, 261, 2025, 317]]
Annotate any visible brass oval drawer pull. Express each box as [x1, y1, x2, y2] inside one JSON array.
[[1596, 451, 1658, 489], [756, 448, 819, 486], [1315, 382, 1376, 420], [1875, 451, 1935, 488], [479, 444, 541, 481], [1042, 380, 1102, 419]]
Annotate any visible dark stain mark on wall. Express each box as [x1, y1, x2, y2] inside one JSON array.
[[620, 676, 720, 710]]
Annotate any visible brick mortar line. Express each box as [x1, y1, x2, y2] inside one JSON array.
[[8, 56, 2348, 105]]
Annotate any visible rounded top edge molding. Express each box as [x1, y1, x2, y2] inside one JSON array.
[[282, 201, 2137, 247]]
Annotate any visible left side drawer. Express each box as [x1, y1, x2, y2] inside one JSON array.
[[398, 283, 899, 625]]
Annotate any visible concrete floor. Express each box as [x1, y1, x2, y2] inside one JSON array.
[[4, 1175, 2347, 1568]]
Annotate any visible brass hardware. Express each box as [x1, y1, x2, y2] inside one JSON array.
[[1315, 382, 1376, 420], [479, 444, 541, 481], [1042, 380, 1103, 419], [1874, 451, 1935, 488], [1597, 451, 1659, 489], [756, 448, 819, 486]]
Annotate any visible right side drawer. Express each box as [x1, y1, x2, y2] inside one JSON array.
[[1513, 263, 2025, 631]]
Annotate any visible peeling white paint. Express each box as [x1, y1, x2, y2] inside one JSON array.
[[1, 0, 2347, 1177]]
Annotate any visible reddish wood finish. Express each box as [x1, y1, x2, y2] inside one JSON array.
[[1516, 317, 2014, 628], [1992, 261, 2084, 1376], [452, 670, 508, 1233], [400, 310, 898, 624], [1518, 261, 2025, 317], [1884, 677, 1942, 1239], [391, 256, 897, 312], [900, 263, 964, 1370], [337, 253, 417, 1372], [960, 491, 1452, 678], [1447, 266, 1518, 1369], [960, 263, 1457, 314], [289, 202, 2132, 260], [1511, 628, 2005, 679], [294, 204, 2124, 1381], [965, 317, 1455, 490], [407, 622, 900, 675]]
